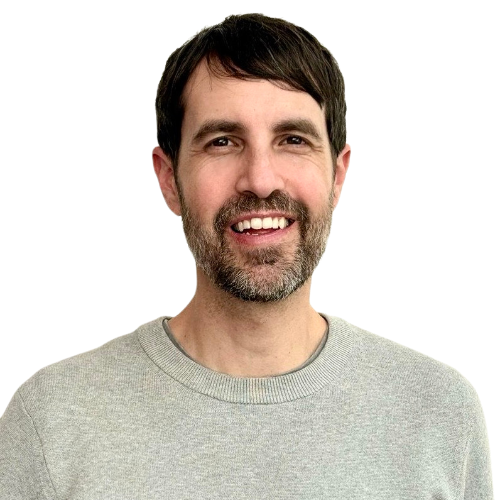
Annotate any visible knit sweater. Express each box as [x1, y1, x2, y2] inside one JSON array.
[[0, 316, 493, 499]]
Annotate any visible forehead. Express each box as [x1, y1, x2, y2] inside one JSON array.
[[181, 61, 327, 136]]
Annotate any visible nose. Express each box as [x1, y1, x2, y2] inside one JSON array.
[[234, 147, 286, 199]]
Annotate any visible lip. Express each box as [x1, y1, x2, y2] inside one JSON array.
[[226, 217, 296, 247]]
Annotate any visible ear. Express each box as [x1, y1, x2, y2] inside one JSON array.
[[332, 144, 351, 209], [152, 146, 182, 216]]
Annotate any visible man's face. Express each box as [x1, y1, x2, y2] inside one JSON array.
[[156, 62, 349, 302]]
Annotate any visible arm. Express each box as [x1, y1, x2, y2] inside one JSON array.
[[460, 391, 494, 499], [0, 391, 56, 500]]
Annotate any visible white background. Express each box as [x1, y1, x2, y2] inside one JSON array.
[[1, 0, 498, 486]]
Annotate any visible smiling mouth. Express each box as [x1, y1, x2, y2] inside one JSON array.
[[231, 216, 294, 233]]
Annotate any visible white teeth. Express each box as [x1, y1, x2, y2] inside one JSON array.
[[262, 217, 273, 229], [234, 217, 290, 232], [251, 218, 263, 229]]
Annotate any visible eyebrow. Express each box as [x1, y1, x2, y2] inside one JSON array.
[[192, 120, 247, 144], [272, 119, 322, 142], [191, 117, 323, 144]]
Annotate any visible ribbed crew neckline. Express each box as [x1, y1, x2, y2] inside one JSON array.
[[162, 318, 329, 376], [137, 315, 356, 404]]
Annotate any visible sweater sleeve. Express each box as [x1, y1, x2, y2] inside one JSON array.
[[0, 391, 56, 500], [460, 391, 494, 500]]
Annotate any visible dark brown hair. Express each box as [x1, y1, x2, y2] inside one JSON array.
[[155, 13, 346, 166]]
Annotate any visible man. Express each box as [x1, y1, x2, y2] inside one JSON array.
[[0, 13, 492, 499]]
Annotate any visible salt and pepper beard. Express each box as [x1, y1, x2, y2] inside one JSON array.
[[178, 189, 334, 302]]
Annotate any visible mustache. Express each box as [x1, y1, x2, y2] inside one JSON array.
[[214, 190, 309, 233]]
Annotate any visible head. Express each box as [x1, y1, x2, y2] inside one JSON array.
[[155, 13, 346, 170], [154, 14, 349, 302]]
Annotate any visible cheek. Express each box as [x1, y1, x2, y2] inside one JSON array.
[[280, 154, 334, 200], [181, 175, 231, 221], [288, 172, 333, 210]]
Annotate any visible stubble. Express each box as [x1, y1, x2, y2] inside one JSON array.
[[179, 190, 333, 302]]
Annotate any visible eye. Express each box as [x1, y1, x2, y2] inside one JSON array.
[[210, 136, 231, 147], [204, 135, 240, 155], [282, 135, 308, 146]]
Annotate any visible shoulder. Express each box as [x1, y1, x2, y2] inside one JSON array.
[[17, 317, 166, 412], [328, 316, 483, 426]]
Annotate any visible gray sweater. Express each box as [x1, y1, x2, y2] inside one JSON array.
[[0, 316, 493, 499]]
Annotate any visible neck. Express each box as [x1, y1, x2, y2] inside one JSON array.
[[168, 271, 326, 377]]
